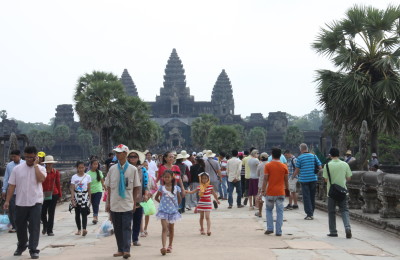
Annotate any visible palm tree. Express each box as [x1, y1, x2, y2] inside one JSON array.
[[191, 114, 219, 149], [312, 5, 400, 153]]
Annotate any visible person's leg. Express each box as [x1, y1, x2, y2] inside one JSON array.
[[144, 215, 150, 233], [41, 199, 50, 234], [338, 198, 351, 232], [218, 179, 223, 198], [132, 207, 143, 243], [91, 192, 102, 219], [327, 197, 337, 234], [161, 220, 168, 249], [241, 177, 246, 198], [9, 194, 17, 230], [293, 192, 298, 206], [205, 211, 211, 234], [168, 223, 174, 247], [75, 206, 82, 231], [27, 203, 42, 254], [265, 196, 274, 232], [236, 181, 242, 206], [222, 176, 228, 199], [111, 211, 123, 253], [121, 211, 133, 253], [249, 195, 253, 208], [300, 182, 312, 217], [15, 206, 28, 251], [275, 196, 284, 235], [47, 194, 59, 234], [199, 211, 205, 232], [309, 181, 317, 215], [227, 181, 234, 206], [81, 206, 88, 230]]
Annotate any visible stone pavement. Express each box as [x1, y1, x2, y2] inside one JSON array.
[[1, 198, 400, 260]]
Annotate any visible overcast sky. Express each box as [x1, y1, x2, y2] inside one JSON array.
[[0, 0, 396, 124]]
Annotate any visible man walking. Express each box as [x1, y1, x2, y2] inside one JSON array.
[[105, 144, 141, 259], [283, 150, 298, 210], [226, 150, 244, 209], [2, 149, 24, 233], [292, 143, 321, 220], [204, 150, 221, 208], [3, 146, 46, 259], [323, 147, 352, 238], [262, 148, 289, 236]]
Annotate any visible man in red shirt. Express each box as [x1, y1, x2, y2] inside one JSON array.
[[262, 148, 289, 236]]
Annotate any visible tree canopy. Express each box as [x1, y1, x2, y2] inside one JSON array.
[[191, 114, 219, 149], [206, 125, 243, 153]]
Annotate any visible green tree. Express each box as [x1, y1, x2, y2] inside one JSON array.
[[206, 125, 243, 153], [54, 125, 70, 156], [285, 126, 304, 150], [31, 130, 55, 151], [313, 5, 400, 153], [246, 127, 267, 150], [77, 128, 93, 158], [377, 133, 400, 164], [191, 114, 219, 149]]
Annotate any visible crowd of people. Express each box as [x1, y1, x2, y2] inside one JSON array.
[[1, 143, 363, 258]]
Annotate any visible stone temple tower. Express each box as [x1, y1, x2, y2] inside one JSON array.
[[211, 69, 234, 116], [120, 69, 138, 97]]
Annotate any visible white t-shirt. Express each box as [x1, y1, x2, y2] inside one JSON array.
[[183, 160, 192, 170], [146, 160, 158, 179], [71, 174, 92, 192]]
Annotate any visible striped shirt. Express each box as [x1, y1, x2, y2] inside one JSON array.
[[295, 153, 321, 183]]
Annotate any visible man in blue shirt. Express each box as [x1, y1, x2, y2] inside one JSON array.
[[2, 150, 24, 232], [292, 143, 321, 220]]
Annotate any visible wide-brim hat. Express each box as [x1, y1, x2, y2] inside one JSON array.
[[176, 154, 185, 160], [43, 155, 58, 164], [346, 150, 352, 155], [113, 144, 129, 153], [372, 153, 377, 157], [128, 150, 145, 164], [205, 150, 216, 158], [179, 150, 190, 158], [260, 152, 269, 159]]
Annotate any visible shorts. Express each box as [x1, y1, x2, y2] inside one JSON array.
[[289, 178, 298, 192], [248, 179, 259, 196]]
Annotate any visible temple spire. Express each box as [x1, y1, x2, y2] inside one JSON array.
[[211, 69, 234, 115], [120, 69, 138, 97]]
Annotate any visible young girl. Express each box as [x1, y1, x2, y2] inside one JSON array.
[[87, 159, 105, 224], [70, 161, 91, 236], [141, 161, 158, 237], [155, 170, 182, 255], [185, 172, 220, 236]]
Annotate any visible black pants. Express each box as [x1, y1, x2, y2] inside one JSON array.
[[75, 205, 88, 230], [15, 203, 42, 253], [41, 194, 59, 234], [132, 207, 143, 242], [112, 211, 133, 253], [8, 194, 17, 230]]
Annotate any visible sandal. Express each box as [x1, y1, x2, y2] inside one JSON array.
[[140, 232, 146, 237], [160, 248, 167, 256], [200, 229, 206, 235], [82, 230, 88, 236], [75, 230, 81, 235], [144, 230, 148, 236], [166, 246, 172, 253], [207, 232, 211, 236]]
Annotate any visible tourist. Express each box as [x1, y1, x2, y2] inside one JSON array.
[[145, 151, 158, 180], [180, 150, 192, 170], [70, 161, 91, 236], [248, 149, 260, 210], [241, 150, 250, 205], [3, 146, 46, 259], [188, 152, 196, 165], [262, 148, 289, 236], [323, 147, 352, 239], [105, 152, 114, 173], [217, 152, 228, 200], [87, 158, 105, 224], [226, 149, 244, 209], [1, 149, 24, 233], [38, 151, 46, 166], [371, 164, 383, 173], [105, 144, 141, 259], [344, 150, 355, 164], [154, 170, 182, 255], [267, 150, 288, 163], [255, 152, 269, 218], [156, 151, 185, 200], [127, 149, 149, 246], [175, 153, 190, 213], [204, 150, 221, 209], [292, 143, 322, 220], [185, 172, 220, 236], [368, 153, 379, 170], [187, 155, 205, 210], [283, 150, 298, 210], [41, 155, 61, 236], [142, 160, 157, 237]]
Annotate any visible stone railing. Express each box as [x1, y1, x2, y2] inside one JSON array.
[[317, 170, 400, 218]]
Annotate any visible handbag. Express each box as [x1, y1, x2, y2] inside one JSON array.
[[326, 163, 347, 201]]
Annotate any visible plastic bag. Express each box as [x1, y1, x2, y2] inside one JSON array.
[[140, 198, 156, 216], [0, 214, 10, 225], [102, 191, 108, 202], [97, 220, 114, 238]]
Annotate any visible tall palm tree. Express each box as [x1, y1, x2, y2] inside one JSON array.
[[312, 5, 400, 153]]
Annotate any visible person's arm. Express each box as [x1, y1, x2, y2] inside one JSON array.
[[235, 161, 241, 181], [34, 157, 46, 182], [132, 186, 139, 212], [56, 170, 62, 200], [262, 174, 269, 196], [212, 188, 220, 204], [185, 189, 198, 194], [284, 174, 289, 190], [105, 186, 111, 212], [70, 183, 76, 206], [2, 165, 11, 199], [87, 183, 91, 201], [155, 191, 161, 203], [292, 168, 299, 178], [3, 184, 15, 210], [177, 190, 182, 205]]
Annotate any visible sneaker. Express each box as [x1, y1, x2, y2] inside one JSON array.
[[284, 204, 292, 210], [292, 204, 299, 209], [237, 205, 244, 208], [346, 229, 352, 239], [327, 233, 338, 237], [264, 230, 273, 235], [228, 205, 232, 209]]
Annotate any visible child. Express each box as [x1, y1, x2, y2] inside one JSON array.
[[155, 170, 182, 255], [70, 161, 91, 236], [141, 161, 158, 237], [185, 172, 220, 236]]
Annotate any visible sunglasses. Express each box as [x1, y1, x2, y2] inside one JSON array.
[[128, 155, 138, 159]]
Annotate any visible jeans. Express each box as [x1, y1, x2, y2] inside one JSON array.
[[15, 203, 42, 253], [91, 192, 102, 216], [265, 195, 284, 235], [228, 181, 242, 206], [218, 176, 228, 199], [41, 194, 59, 234], [74, 205, 88, 230], [300, 181, 317, 217], [112, 211, 133, 253], [8, 194, 16, 230], [328, 197, 351, 234], [187, 182, 199, 208], [132, 207, 143, 242]]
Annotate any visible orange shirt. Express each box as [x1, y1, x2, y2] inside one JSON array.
[[264, 161, 288, 196]]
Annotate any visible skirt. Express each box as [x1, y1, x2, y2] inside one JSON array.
[[248, 179, 259, 196], [156, 210, 182, 224]]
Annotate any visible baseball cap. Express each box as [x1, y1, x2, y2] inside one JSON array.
[[113, 144, 129, 153]]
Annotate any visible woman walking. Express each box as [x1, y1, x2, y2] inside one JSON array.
[[87, 159, 105, 224], [41, 155, 61, 236], [70, 161, 91, 236]]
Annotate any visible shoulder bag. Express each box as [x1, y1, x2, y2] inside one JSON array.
[[326, 163, 347, 201]]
